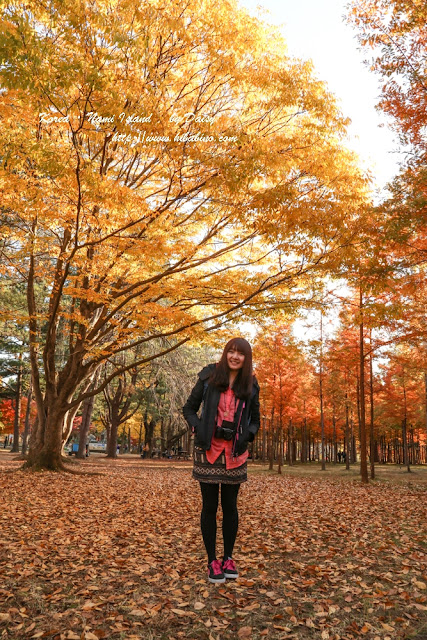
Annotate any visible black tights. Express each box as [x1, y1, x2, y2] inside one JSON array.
[[200, 482, 240, 563]]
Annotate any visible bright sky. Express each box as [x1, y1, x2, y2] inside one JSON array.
[[236, 0, 405, 346], [238, 0, 404, 197]]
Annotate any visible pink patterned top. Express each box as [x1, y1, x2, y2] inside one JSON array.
[[205, 387, 249, 469]]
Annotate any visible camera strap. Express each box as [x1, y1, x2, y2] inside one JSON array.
[[231, 399, 246, 459]]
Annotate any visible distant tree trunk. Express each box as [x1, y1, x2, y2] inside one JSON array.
[[105, 422, 111, 450], [288, 418, 293, 466], [402, 382, 410, 473], [332, 403, 337, 464], [345, 392, 350, 470], [62, 404, 81, 454], [359, 286, 368, 484], [278, 425, 283, 475], [145, 414, 155, 457], [380, 436, 387, 464], [268, 427, 274, 469], [356, 374, 361, 443], [167, 418, 173, 449], [119, 425, 126, 453], [409, 426, 415, 464], [301, 413, 307, 463], [77, 395, 95, 458], [160, 416, 165, 452], [21, 379, 33, 456], [77, 369, 100, 459], [402, 417, 410, 472], [350, 410, 356, 464], [320, 311, 325, 471], [262, 416, 267, 462], [182, 427, 189, 455], [369, 329, 375, 480], [425, 372, 427, 451], [11, 353, 23, 453], [269, 411, 274, 470], [137, 420, 143, 454], [252, 423, 262, 460], [104, 367, 140, 458]]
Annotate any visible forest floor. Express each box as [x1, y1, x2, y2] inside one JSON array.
[[0, 452, 426, 640]]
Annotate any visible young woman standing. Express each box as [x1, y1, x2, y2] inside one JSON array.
[[183, 337, 260, 584]]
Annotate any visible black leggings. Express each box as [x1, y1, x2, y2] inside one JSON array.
[[200, 482, 240, 563]]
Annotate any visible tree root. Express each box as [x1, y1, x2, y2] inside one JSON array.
[[61, 463, 104, 477], [20, 459, 103, 476]]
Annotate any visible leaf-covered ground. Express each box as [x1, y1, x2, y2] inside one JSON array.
[[0, 453, 426, 640]]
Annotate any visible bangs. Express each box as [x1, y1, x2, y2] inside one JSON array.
[[226, 337, 252, 357]]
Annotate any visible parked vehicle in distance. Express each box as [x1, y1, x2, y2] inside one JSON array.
[[65, 440, 106, 454], [88, 442, 107, 452]]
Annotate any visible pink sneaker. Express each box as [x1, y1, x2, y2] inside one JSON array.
[[208, 559, 226, 584], [222, 557, 238, 579]]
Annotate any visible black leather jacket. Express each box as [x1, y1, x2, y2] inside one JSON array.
[[182, 364, 260, 457]]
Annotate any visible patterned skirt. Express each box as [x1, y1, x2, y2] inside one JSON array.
[[192, 446, 247, 485]]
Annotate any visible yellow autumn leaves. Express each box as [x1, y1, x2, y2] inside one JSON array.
[[0, 0, 371, 467]]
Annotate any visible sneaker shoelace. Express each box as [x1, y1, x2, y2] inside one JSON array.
[[223, 558, 236, 571], [210, 559, 223, 575]]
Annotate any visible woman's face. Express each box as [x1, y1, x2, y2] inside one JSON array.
[[227, 346, 245, 371]]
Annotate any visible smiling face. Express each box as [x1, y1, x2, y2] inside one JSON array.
[[226, 346, 245, 371]]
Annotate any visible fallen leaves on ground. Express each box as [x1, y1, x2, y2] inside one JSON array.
[[0, 455, 426, 640]]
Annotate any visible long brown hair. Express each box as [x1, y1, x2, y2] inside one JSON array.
[[209, 337, 253, 399]]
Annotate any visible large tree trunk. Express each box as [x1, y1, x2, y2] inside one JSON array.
[[25, 403, 69, 470], [145, 416, 156, 457], [106, 414, 120, 458]]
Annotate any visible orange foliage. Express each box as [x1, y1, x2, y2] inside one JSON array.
[[254, 323, 318, 434]]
